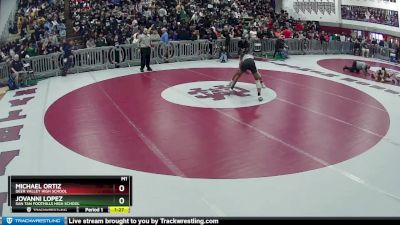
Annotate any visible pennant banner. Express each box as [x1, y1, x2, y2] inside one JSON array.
[[292, 0, 336, 15]]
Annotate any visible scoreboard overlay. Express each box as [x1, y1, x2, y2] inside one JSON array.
[[8, 176, 132, 213]]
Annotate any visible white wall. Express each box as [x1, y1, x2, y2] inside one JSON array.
[[0, 0, 18, 42], [281, 0, 400, 36], [341, 20, 400, 33], [340, 0, 400, 35], [341, 0, 397, 11]]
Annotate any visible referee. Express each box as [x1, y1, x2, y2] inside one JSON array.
[[138, 27, 153, 72]]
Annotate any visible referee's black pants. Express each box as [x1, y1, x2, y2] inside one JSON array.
[[140, 47, 151, 70]]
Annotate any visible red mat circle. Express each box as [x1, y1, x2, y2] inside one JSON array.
[[318, 58, 400, 84], [44, 68, 390, 179]]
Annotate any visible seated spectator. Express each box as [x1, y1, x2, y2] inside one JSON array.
[[26, 44, 38, 57], [219, 45, 228, 63], [150, 30, 161, 43], [10, 54, 27, 87], [274, 29, 282, 38], [361, 41, 370, 57], [86, 37, 96, 48], [341, 5, 399, 27], [282, 27, 292, 39], [94, 35, 104, 47], [0, 49, 6, 63], [353, 39, 361, 56], [249, 27, 258, 39]]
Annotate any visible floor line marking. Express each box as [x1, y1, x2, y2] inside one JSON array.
[[262, 72, 386, 112], [140, 72, 231, 216], [185, 68, 395, 143], [179, 68, 400, 203], [276, 97, 400, 147], [88, 72, 186, 178]]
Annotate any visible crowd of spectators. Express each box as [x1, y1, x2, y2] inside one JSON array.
[[2, 0, 400, 64], [341, 5, 399, 27], [0, 0, 66, 63], [68, 0, 337, 49], [69, 0, 278, 47]]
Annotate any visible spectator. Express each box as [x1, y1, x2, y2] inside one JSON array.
[[341, 5, 399, 27], [86, 37, 96, 48], [219, 45, 228, 63], [161, 28, 169, 44], [238, 36, 249, 56], [282, 27, 292, 39], [340, 33, 346, 42], [150, 30, 161, 43], [249, 27, 258, 39], [61, 39, 75, 76], [361, 41, 370, 57], [320, 31, 329, 54], [2, 0, 373, 64], [95, 34, 108, 47], [26, 43, 38, 57], [221, 25, 233, 48], [10, 54, 26, 87], [273, 35, 286, 58]]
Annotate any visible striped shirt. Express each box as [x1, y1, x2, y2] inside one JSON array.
[[138, 34, 151, 48]]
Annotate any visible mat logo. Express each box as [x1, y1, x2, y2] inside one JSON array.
[[162, 81, 277, 109], [188, 86, 251, 101], [0, 87, 37, 216]]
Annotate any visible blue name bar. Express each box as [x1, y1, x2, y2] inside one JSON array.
[[2, 217, 64, 225]]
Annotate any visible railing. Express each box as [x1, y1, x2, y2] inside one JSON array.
[[0, 38, 395, 85]]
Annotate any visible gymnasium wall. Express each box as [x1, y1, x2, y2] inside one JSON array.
[[0, 0, 18, 41]]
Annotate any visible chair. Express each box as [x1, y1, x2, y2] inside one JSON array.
[[22, 60, 37, 86], [253, 41, 262, 57]]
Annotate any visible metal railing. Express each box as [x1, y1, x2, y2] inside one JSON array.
[[0, 38, 395, 85]]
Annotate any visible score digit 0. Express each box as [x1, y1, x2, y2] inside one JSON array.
[[118, 185, 125, 192], [119, 197, 125, 205]]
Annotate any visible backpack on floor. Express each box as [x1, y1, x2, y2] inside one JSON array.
[[8, 78, 18, 90]]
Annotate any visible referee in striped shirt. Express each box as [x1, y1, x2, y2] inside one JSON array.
[[138, 27, 153, 72]]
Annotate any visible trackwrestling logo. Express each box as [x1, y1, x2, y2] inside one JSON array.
[[2, 217, 64, 225]]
